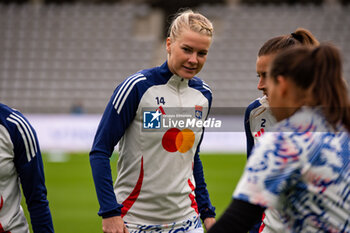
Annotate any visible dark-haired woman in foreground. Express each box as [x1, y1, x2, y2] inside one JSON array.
[[209, 44, 350, 233]]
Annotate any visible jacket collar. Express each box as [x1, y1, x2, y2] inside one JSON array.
[[160, 61, 189, 92]]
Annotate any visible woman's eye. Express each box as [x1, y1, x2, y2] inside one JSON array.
[[182, 47, 191, 52], [257, 73, 266, 79]]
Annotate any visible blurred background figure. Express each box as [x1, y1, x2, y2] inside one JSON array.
[[70, 100, 85, 114]]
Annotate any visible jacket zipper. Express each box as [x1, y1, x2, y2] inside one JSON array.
[[177, 78, 183, 108]]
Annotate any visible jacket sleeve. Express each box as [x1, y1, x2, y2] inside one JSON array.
[[207, 199, 265, 233], [244, 104, 255, 159], [193, 84, 216, 221], [8, 111, 54, 233], [244, 102, 264, 233], [193, 147, 216, 221], [89, 75, 144, 218]]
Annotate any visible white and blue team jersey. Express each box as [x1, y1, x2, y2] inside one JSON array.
[[0, 103, 53, 233], [90, 61, 215, 232], [245, 96, 284, 233], [244, 95, 276, 158], [236, 106, 350, 233]]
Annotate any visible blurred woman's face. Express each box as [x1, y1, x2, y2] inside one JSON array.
[[266, 76, 283, 120], [266, 77, 291, 121], [256, 54, 275, 96], [266, 75, 305, 122], [166, 29, 211, 79]]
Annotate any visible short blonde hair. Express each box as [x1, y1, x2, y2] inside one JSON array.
[[168, 9, 213, 41]]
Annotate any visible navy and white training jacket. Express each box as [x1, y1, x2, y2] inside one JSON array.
[[244, 96, 286, 233], [0, 103, 54, 233], [90, 61, 216, 227], [244, 95, 276, 158]]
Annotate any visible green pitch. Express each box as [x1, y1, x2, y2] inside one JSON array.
[[22, 153, 246, 232]]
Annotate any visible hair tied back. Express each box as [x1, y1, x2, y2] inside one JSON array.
[[291, 32, 304, 43]]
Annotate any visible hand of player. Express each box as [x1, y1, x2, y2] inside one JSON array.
[[204, 217, 216, 231], [102, 216, 129, 233]]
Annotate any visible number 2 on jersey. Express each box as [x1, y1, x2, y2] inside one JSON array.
[[261, 119, 266, 127]]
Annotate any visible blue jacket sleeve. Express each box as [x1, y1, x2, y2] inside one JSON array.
[[207, 199, 265, 233], [244, 106, 255, 159], [9, 111, 54, 233], [89, 75, 143, 218], [244, 102, 263, 233], [193, 146, 216, 221], [192, 85, 216, 221]]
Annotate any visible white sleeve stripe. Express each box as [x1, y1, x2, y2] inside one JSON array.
[[203, 82, 211, 89], [112, 73, 139, 106], [203, 85, 212, 93], [116, 77, 146, 114], [12, 112, 38, 153], [203, 84, 210, 89], [112, 73, 144, 107], [8, 114, 36, 159], [202, 81, 212, 92], [6, 118, 32, 162], [113, 74, 145, 109]]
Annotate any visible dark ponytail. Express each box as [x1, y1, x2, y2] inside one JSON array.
[[310, 44, 350, 132], [270, 43, 350, 132], [258, 28, 319, 56], [291, 28, 319, 46]]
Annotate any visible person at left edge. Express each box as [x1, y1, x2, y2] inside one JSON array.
[[0, 103, 54, 233], [89, 9, 216, 233]]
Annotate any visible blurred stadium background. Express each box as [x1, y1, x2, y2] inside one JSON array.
[[1, 0, 349, 232], [1, 0, 349, 114]]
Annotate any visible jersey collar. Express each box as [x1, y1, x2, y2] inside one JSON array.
[[161, 61, 190, 92]]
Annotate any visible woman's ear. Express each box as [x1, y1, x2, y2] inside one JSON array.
[[166, 37, 172, 54], [276, 75, 289, 97]]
